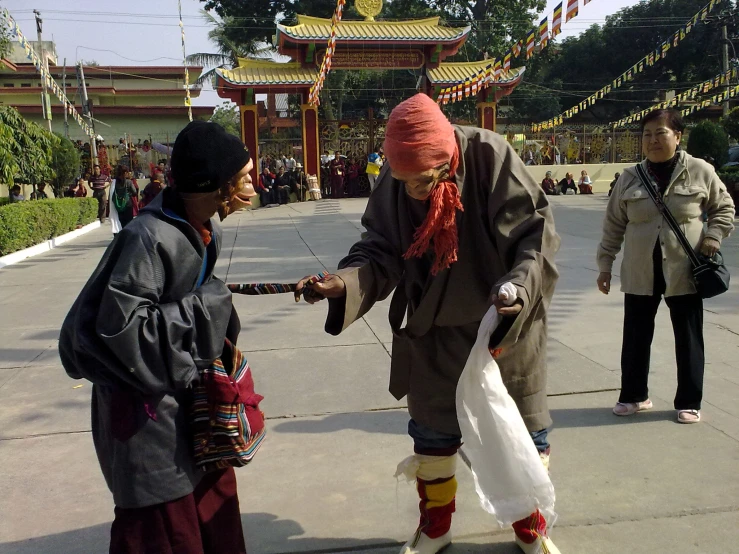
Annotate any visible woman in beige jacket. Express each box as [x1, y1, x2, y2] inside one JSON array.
[[596, 109, 735, 424]]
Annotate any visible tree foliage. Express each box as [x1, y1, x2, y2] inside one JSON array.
[[687, 121, 730, 167], [199, 0, 738, 124], [210, 102, 241, 137], [721, 107, 739, 142], [0, 16, 11, 60], [0, 107, 58, 187], [50, 134, 81, 197], [510, 0, 739, 122], [200, 0, 545, 119]]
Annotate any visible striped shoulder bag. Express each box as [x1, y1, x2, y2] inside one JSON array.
[[191, 339, 266, 472]]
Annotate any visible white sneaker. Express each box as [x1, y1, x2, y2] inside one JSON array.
[[515, 534, 562, 554], [399, 531, 452, 554]]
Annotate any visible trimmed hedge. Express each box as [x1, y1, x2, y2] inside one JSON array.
[[0, 197, 98, 256], [0, 197, 9, 207]]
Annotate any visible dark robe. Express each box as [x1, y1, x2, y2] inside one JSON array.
[[324, 127, 560, 435], [330, 158, 345, 199]]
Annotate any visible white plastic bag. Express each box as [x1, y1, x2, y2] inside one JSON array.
[[456, 283, 556, 528]]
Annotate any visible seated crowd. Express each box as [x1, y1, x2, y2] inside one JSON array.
[[538, 170, 621, 196]]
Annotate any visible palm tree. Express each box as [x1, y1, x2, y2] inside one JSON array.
[[186, 10, 275, 86]]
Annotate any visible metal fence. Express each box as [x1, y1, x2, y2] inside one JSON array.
[[501, 123, 695, 165]]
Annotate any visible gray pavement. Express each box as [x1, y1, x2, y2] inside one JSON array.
[[1, 195, 738, 554]]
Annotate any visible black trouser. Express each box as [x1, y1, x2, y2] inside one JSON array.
[[93, 188, 107, 222], [620, 243, 704, 410]]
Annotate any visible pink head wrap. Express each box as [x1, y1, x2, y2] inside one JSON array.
[[384, 94, 464, 275], [384, 93, 459, 175]]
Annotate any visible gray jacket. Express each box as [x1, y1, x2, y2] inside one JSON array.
[[59, 189, 238, 508], [598, 151, 735, 296]]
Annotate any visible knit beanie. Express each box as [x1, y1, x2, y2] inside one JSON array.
[[171, 121, 250, 193]]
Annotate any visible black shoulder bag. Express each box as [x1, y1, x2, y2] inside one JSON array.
[[635, 163, 729, 299]]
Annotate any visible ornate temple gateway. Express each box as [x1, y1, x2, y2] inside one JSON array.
[[215, 0, 523, 186]]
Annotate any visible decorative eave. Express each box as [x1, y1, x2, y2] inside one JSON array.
[[427, 62, 526, 86], [218, 59, 318, 86], [4, 65, 204, 80], [0, 58, 17, 71], [276, 15, 470, 46], [14, 104, 214, 117], [0, 86, 201, 98], [215, 59, 319, 102]]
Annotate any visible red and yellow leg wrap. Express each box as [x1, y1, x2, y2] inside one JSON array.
[[417, 475, 457, 539], [512, 509, 548, 545]]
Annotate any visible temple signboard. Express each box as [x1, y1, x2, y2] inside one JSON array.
[[314, 49, 425, 70]]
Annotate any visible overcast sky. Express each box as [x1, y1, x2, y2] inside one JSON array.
[[2, 0, 642, 110]]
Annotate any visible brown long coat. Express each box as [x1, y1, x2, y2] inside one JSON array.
[[325, 127, 560, 435]]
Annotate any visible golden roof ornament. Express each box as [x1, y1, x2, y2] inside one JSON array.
[[355, 0, 383, 21]]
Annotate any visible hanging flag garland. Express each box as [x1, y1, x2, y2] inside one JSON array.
[[435, 0, 597, 105], [178, 0, 193, 122], [533, 0, 724, 132], [308, 0, 347, 106], [614, 68, 738, 127], [0, 7, 95, 137]]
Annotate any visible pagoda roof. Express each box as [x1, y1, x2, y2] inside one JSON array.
[[217, 59, 317, 87], [428, 61, 526, 86], [276, 15, 470, 44]]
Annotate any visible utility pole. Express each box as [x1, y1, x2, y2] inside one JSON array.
[[77, 63, 97, 165], [722, 23, 730, 117], [33, 10, 52, 132], [62, 57, 69, 139]]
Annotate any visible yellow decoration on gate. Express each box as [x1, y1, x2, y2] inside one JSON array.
[[355, 0, 383, 21]]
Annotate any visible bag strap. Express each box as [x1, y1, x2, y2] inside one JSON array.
[[634, 164, 701, 269]]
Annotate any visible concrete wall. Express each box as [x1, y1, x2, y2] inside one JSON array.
[[1, 183, 60, 199], [525, 163, 633, 193]]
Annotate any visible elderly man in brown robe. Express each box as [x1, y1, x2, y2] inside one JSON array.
[[298, 94, 560, 554]]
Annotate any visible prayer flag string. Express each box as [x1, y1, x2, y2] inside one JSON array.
[[1, 7, 95, 137], [533, 0, 724, 131], [308, 0, 346, 106]]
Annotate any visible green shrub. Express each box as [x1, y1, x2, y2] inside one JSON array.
[[687, 121, 730, 167], [0, 197, 8, 207], [0, 197, 98, 256], [721, 107, 739, 142], [51, 134, 81, 198]]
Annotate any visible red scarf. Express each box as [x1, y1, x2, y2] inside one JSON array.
[[384, 94, 464, 275]]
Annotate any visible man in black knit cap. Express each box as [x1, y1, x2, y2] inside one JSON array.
[[59, 121, 255, 554]]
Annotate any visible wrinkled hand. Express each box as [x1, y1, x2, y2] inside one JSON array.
[[597, 272, 611, 295], [489, 293, 523, 316], [700, 237, 720, 258], [296, 274, 346, 304]]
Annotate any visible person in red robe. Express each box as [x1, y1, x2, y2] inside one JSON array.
[[329, 152, 345, 199]]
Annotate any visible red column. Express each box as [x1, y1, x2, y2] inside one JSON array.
[[301, 102, 320, 188], [240, 105, 259, 187]]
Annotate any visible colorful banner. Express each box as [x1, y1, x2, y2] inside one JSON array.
[[436, 0, 596, 105], [534, 0, 724, 131], [0, 7, 95, 137], [539, 17, 549, 50], [308, 0, 346, 106], [613, 67, 738, 127], [526, 29, 536, 59], [552, 2, 563, 36], [566, 0, 579, 22]]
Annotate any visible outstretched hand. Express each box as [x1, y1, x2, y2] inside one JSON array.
[[489, 294, 523, 316], [296, 274, 346, 304]]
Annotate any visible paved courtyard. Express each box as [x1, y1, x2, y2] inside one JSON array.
[[0, 195, 738, 554]]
